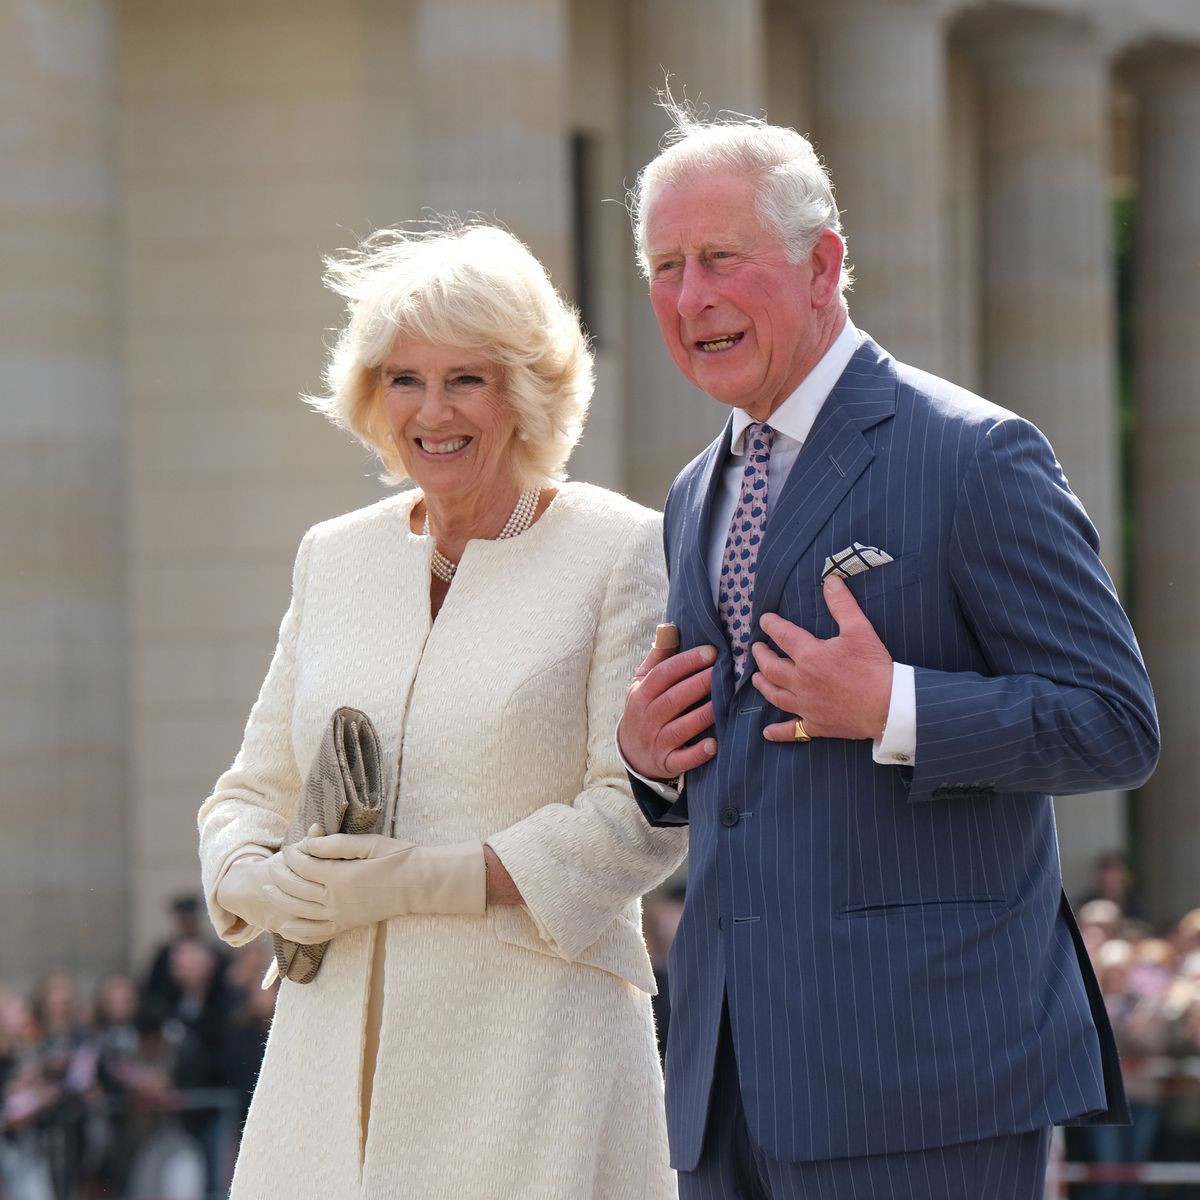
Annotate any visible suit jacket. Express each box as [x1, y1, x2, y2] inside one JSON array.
[[633, 337, 1159, 1169]]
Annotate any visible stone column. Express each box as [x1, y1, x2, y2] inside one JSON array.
[[622, 0, 767, 505], [120, 0, 384, 958], [971, 9, 1121, 565], [765, 0, 814, 136], [412, 0, 572, 290], [967, 8, 1124, 893], [1126, 45, 1200, 922], [0, 0, 127, 985], [805, 0, 952, 374], [564, 0, 630, 490]]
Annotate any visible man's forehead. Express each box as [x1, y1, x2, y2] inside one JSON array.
[[644, 179, 768, 251], [644, 221, 778, 263]]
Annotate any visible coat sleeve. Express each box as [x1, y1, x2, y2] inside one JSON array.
[[907, 415, 1160, 802], [485, 513, 689, 963], [196, 530, 313, 944]]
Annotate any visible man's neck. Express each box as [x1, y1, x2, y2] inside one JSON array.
[[747, 304, 849, 423]]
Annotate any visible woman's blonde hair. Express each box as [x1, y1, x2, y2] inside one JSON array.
[[309, 221, 594, 489]]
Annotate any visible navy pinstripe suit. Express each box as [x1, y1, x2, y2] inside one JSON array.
[[633, 337, 1159, 1172]]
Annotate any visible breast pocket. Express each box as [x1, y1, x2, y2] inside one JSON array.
[[796, 552, 921, 640]]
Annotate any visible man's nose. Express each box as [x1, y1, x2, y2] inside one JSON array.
[[676, 260, 714, 319]]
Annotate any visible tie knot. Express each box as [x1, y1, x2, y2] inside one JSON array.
[[745, 422, 776, 464]]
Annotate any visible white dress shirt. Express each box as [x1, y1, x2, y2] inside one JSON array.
[[626, 320, 917, 798]]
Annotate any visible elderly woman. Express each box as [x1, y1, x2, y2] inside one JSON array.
[[197, 223, 685, 1199]]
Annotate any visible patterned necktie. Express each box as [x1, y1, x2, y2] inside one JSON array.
[[718, 422, 777, 680]]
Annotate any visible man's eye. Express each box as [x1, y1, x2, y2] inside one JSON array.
[[710, 251, 734, 261], [653, 260, 679, 275]]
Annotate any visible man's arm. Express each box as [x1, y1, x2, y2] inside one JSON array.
[[904, 415, 1159, 801], [748, 414, 1159, 801]]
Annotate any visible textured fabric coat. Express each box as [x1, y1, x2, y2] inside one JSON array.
[[199, 483, 686, 1199], [632, 337, 1160, 1170]]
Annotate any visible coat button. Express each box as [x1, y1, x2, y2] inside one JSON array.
[[720, 807, 740, 827]]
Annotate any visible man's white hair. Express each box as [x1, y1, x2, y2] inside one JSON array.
[[629, 97, 852, 294]]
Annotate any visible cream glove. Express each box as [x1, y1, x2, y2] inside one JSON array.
[[215, 851, 336, 945], [270, 833, 487, 938]]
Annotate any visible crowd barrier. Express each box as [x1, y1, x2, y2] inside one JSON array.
[[0, 1087, 242, 1200], [5, 1073, 1200, 1199], [1061, 1161, 1200, 1184]]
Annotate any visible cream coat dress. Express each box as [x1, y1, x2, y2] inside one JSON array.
[[198, 482, 687, 1200]]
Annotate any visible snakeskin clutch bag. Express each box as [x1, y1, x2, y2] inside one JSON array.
[[271, 706, 386, 984]]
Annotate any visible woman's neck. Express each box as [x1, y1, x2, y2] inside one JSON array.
[[421, 480, 527, 557]]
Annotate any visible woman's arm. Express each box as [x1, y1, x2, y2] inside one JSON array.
[[197, 530, 313, 944], [484, 512, 688, 961], [483, 844, 522, 905]]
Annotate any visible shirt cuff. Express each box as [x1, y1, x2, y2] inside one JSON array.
[[616, 722, 682, 800], [872, 662, 916, 765]]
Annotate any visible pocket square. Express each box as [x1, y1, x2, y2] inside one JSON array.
[[822, 542, 894, 580]]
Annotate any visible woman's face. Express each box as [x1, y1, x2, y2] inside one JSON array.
[[379, 337, 520, 504]]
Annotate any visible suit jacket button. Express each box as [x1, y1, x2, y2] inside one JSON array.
[[720, 807, 740, 828]]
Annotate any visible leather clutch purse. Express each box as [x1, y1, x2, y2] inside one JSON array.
[[270, 706, 386, 985]]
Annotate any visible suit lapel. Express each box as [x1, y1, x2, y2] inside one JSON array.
[[674, 416, 733, 650], [742, 341, 898, 692]]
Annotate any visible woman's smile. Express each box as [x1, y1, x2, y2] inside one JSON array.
[[414, 435, 472, 457]]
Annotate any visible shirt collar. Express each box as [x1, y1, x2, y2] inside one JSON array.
[[729, 318, 862, 454]]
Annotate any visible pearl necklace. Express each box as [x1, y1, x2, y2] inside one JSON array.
[[423, 488, 540, 584]]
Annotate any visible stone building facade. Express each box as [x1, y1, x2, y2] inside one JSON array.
[[2, 0, 1197, 984]]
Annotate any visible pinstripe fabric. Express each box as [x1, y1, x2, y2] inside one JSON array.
[[681, 1002, 1052, 1199], [632, 338, 1159, 1172]]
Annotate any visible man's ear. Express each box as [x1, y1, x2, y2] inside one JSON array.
[[808, 229, 845, 309]]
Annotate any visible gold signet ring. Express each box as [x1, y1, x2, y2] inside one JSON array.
[[793, 718, 812, 743], [654, 623, 680, 651]]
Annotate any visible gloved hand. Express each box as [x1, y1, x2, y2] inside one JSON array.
[[270, 833, 487, 938], [216, 850, 337, 945]]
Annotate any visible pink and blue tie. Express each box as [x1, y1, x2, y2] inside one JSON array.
[[718, 422, 776, 681]]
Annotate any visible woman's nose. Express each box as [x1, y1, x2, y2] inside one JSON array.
[[417, 385, 453, 424]]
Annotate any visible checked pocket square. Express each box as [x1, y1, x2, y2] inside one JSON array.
[[822, 542, 894, 580]]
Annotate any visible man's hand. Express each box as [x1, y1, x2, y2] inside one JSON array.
[[618, 630, 718, 782], [751, 574, 893, 743]]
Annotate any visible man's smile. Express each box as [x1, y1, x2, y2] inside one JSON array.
[[696, 333, 745, 353]]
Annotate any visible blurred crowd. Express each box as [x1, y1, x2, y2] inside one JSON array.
[[1065, 854, 1200, 1198], [4, 861, 1200, 1200], [0, 899, 276, 1200]]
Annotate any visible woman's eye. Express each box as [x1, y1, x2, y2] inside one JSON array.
[[452, 374, 485, 387], [388, 373, 418, 387]]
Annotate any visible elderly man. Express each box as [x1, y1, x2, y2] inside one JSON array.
[[619, 108, 1159, 1199]]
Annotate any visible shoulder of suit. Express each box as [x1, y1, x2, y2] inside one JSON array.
[[663, 432, 726, 511], [886, 356, 1028, 437]]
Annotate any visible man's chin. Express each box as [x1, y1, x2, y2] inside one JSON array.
[[693, 372, 759, 412]]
